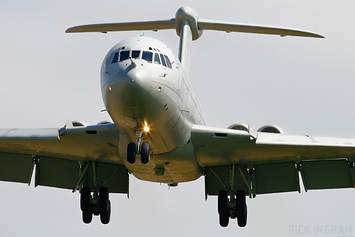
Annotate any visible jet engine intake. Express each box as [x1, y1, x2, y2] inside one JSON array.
[[257, 125, 284, 134], [228, 123, 249, 132]]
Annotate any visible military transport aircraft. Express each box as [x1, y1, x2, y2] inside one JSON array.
[[1, 6, 354, 228]]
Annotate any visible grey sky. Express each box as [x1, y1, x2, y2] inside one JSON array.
[[1, 1, 355, 236]]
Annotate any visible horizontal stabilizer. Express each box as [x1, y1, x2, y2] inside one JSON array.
[[66, 19, 175, 33], [198, 19, 324, 38], [66, 6, 324, 39]]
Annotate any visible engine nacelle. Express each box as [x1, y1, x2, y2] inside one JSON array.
[[228, 123, 249, 132], [257, 125, 285, 134], [65, 120, 90, 128]]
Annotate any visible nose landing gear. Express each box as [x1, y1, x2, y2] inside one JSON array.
[[127, 129, 150, 164]]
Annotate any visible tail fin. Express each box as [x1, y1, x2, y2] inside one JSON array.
[[66, 6, 324, 79]]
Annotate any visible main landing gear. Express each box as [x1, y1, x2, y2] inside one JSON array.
[[218, 189, 247, 227], [127, 129, 150, 164], [81, 186, 111, 224]]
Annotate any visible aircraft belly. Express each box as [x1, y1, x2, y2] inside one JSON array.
[[124, 140, 202, 183]]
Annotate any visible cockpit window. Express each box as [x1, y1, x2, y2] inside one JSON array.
[[142, 51, 153, 62], [111, 52, 119, 64], [164, 55, 172, 69], [154, 53, 161, 64], [160, 54, 167, 67], [119, 51, 129, 62], [132, 50, 140, 59]]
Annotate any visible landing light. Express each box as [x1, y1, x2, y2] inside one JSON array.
[[144, 126, 150, 132], [158, 87, 161, 92]]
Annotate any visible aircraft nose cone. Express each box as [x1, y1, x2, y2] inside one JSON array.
[[122, 66, 152, 94], [117, 66, 153, 104], [103, 65, 153, 119]]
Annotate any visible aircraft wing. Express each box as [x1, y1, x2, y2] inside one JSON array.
[[191, 125, 355, 198], [0, 123, 128, 194]]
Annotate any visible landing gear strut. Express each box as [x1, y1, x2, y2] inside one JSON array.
[[218, 189, 247, 227], [80, 186, 111, 224], [127, 129, 150, 164]]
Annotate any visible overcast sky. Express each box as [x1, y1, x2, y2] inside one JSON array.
[[1, 1, 355, 236]]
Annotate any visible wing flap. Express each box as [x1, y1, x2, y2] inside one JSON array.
[[252, 162, 300, 195], [79, 162, 128, 194], [35, 156, 129, 193], [0, 152, 33, 184], [301, 159, 354, 190], [35, 156, 80, 190]]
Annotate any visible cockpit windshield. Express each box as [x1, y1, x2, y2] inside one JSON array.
[[109, 47, 172, 69], [154, 53, 161, 64], [119, 51, 129, 62], [142, 51, 153, 62], [131, 50, 140, 59]]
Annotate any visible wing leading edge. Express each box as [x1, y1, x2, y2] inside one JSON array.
[[191, 125, 355, 198]]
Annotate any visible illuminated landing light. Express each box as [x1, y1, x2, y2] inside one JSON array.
[[144, 126, 150, 132], [109, 86, 112, 91], [158, 87, 161, 92]]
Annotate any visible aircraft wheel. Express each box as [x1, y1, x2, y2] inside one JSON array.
[[127, 142, 136, 163], [236, 190, 247, 227], [99, 187, 109, 214], [237, 211, 247, 227], [141, 142, 150, 164], [218, 190, 229, 227], [100, 200, 111, 224], [81, 186, 91, 212], [218, 190, 228, 215], [219, 213, 229, 227], [83, 210, 93, 224], [236, 190, 246, 215]]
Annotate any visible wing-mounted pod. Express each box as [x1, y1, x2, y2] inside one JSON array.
[[257, 125, 285, 134]]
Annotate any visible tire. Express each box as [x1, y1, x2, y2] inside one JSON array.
[[127, 142, 136, 163], [218, 190, 228, 216], [99, 187, 109, 214], [141, 142, 150, 164], [81, 186, 91, 212], [83, 210, 93, 224], [100, 200, 111, 224], [219, 213, 229, 227], [237, 211, 247, 227], [236, 190, 246, 216], [236, 190, 247, 227]]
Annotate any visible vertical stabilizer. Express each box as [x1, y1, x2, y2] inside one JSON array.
[[178, 21, 192, 79], [175, 7, 203, 80]]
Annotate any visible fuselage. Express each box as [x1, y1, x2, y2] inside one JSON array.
[[100, 36, 206, 183]]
